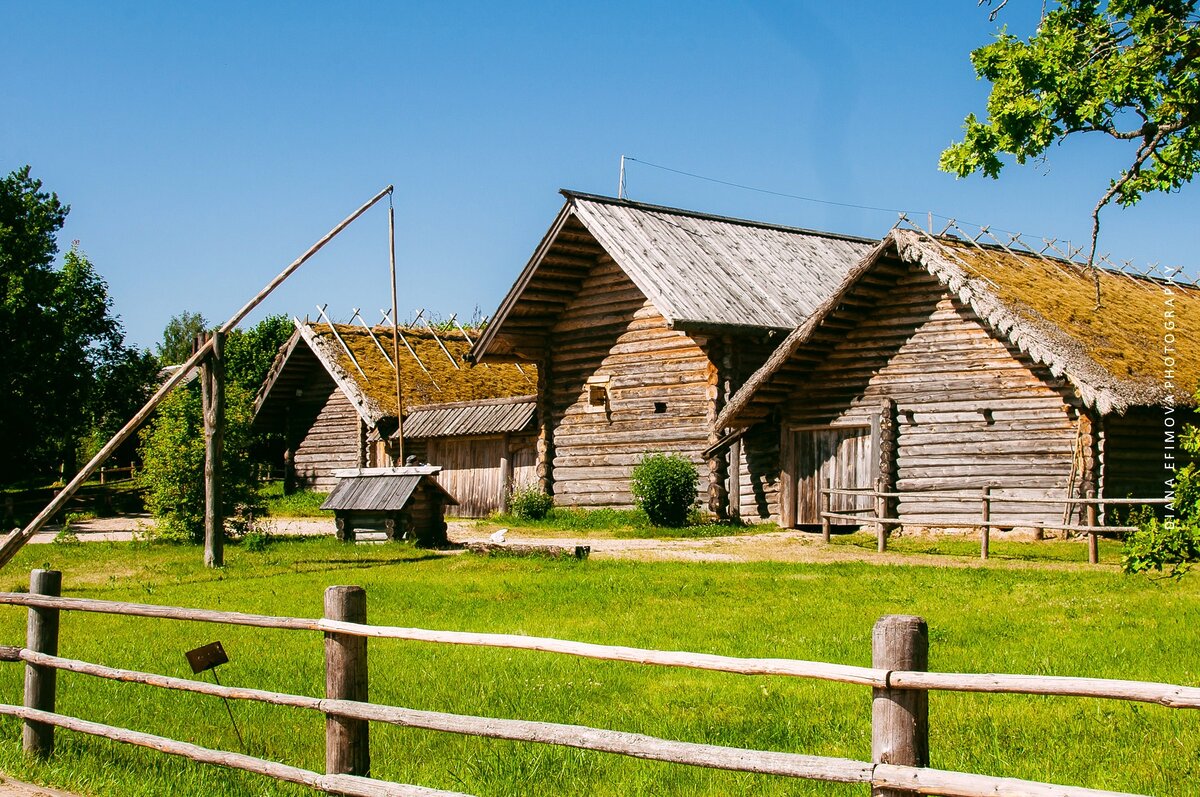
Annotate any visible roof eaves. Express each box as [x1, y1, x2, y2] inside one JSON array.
[[295, 322, 386, 426], [716, 235, 896, 429], [468, 200, 576, 363]]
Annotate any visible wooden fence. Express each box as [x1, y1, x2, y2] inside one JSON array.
[[816, 485, 1169, 564], [1, 570, 1197, 796]]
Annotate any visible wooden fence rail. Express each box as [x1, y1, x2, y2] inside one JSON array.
[[2, 572, 1194, 796], [817, 486, 1167, 564]]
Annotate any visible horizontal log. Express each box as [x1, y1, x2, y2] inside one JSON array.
[[0, 593, 319, 631], [0, 703, 465, 797], [872, 763, 1142, 797]]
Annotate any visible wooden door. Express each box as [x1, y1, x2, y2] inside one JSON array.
[[791, 426, 875, 525]]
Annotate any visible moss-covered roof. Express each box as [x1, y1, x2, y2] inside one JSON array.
[[939, 239, 1199, 405], [310, 323, 537, 418]]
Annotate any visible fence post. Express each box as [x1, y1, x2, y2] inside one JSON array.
[[872, 615, 928, 797], [980, 486, 991, 560], [23, 569, 62, 758], [1086, 502, 1099, 565], [324, 585, 369, 777], [820, 487, 831, 543]]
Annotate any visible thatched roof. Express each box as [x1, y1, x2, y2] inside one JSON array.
[[719, 228, 1197, 426], [254, 320, 537, 428], [470, 191, 874, 362]]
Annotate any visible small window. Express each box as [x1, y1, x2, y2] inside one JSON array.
[[588, 384, 608, 408], [654, 402, 667, 414]]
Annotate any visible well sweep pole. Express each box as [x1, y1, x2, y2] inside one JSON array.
[[0, 186, 393, 568]]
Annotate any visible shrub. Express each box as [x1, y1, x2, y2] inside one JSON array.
[[630, 453, 698, 527], [508, 486, 553, 520], [1122, 420, 1200, 579], [138, 383, 261, 543]]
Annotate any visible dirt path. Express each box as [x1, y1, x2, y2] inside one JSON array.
[[43, 515, 1112, 571], [0, 775, 80, 797]]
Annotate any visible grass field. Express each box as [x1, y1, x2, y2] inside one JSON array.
[[0, 537, 1195, 796]]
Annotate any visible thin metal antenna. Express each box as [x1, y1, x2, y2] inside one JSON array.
[[618, 155, 627, 199]]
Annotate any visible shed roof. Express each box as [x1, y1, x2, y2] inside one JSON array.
[[718, 228, 1199, 426], [321, 473, 458, 511], [470, 191, 874, 361], [253, 319, 537, 429], [400, 395, 537, 439]]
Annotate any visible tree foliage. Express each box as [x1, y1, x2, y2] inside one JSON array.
[[942, 1, 1199, 262], [138, 314, 293, 541], [156, 311, 207, 366], [0, 166, 154, 482]]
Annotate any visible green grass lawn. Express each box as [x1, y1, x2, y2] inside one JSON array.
[[481, 506, 773, 539], [0, 538, 1195, 796]]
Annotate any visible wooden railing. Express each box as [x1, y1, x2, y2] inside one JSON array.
[[2, 570, 1196, 796], [816, 485, 1168, 564]]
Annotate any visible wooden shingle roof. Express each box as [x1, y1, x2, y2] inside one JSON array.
[[470, 191, 874, 362], [401, 395, 537, 439]]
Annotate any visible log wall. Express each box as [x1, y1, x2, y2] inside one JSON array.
[[545, 256, 712, 508], [1102, 407, 1194, 504], [781, 265, 1083, 527], [291, 376, 362, 492]]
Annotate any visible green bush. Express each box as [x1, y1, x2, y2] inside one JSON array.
[[508, 486, 553, 520], [1122, 419, 1200, 580], [630, 453, 698, 527]]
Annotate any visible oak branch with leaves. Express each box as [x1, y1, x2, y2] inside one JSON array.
[[941, 0, 1199, 272]]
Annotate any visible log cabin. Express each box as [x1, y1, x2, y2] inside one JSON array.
[[716, 227, 1199, 530], [468, 190, 875, 519], [252, 319, 537, 516]]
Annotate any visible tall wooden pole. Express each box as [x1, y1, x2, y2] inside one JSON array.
[[388, 198, 404, 464], [871, 615, 929, 797], [0, 185, 393, 569], [202, 331, 225, 568]]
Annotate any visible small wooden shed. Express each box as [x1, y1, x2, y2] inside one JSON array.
[[321, 467, 457, 547], [717, 227, 1199, 529]]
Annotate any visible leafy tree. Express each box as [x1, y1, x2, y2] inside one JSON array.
[[0, 167, 152, 481], [941, 1, 1199, 266], [156, 311, 208, 366]]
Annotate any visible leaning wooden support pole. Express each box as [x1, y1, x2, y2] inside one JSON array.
[[872, 615, 928, 797], [201, 330, 225, 569], [0, 185, 394, 569], [326, 586, 370, 777], [23, 569, 61, 758]]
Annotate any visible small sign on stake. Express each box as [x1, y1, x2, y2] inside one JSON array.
[[184, 641, 244, 751]]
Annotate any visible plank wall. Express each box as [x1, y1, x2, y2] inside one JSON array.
[[424, 433, 537, 518], [782, 264, 1083, 527], [545, 255, 712, 507]]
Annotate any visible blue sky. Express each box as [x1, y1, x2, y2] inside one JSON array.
[[3, 1, 1196, 349]]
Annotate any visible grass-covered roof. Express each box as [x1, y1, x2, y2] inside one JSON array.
[[939, 239, 1198, 405], [308, 323, 537, 419]]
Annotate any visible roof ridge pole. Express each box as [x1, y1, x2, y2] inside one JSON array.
[[450, 315, 489, 369], [316, 304, 368, 380], [352, 309, 395, 368], [0, 184, 394, 569], [416, 310, 461, 370], [380, 310, 440, 390], [389, 197, 404, 463]]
